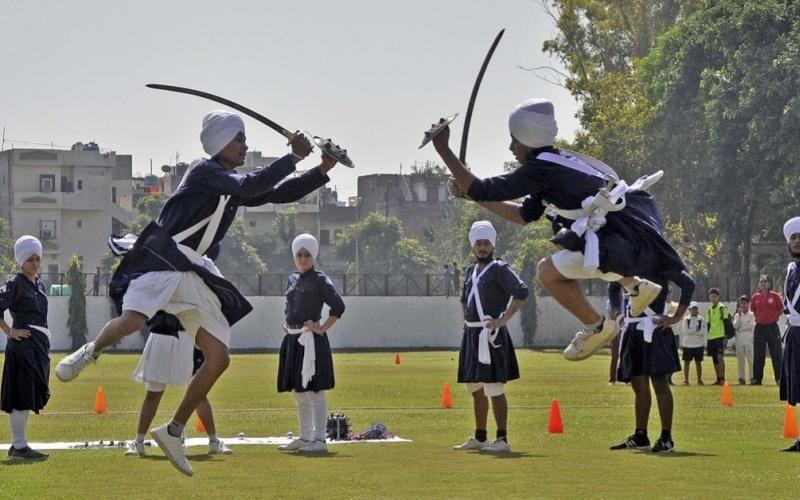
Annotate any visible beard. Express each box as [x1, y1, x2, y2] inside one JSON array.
[[476, 252, 494, 264]]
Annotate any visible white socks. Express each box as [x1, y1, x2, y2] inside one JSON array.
[[293, 390, 328, 442], [10, 409, 29, 450]]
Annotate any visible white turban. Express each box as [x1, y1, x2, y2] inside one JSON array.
[[14, 235, 42, 266], [292, 233, 319, 260], [200, 110, 245, 157], [784, 217, 800, 242], [508, 98, 559, 148], [469, 221, 497, 247]]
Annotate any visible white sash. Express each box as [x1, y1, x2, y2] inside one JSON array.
[[288, 327, 316, 388], [28, 325, 52, 341], [784, 263, 800, 326], [466, 261, 502, 365], [620, 304, 666, 346], [110, 195, 231, 257], [537, 151, 663, 271]]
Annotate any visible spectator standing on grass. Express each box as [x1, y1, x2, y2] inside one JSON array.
[[751, 274, 783, 385], [680, 301, 705, 385], [705, 288, 730, 385], [733, 296, 756, 385]]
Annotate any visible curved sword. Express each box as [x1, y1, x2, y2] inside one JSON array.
[[459, 29, 504, 164], [146, 83, 295, 140]]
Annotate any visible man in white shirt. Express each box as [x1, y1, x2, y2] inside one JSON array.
[[733, 295, 756, 385], [680, 301, 706, 385]]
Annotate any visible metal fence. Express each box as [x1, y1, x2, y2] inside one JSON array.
[[5, 272, 765, 300]]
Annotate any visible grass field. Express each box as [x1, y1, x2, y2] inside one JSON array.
[[1, 350, 798, 499]]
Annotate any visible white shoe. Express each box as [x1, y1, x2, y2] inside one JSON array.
[[628, 279, 662, 317], [453, 437, 487, 450], [480, 438, 511, 453], [151, 424, 193, 476], [124, 441, 145, 457], [297, 439, 328, 453], [563, 319, 620, 361], [208, 440, 232, 455], [278, 438, 309, 451], [55, 342, 97, 382]]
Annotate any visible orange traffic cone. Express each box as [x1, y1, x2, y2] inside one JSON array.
[[783, 404, 799, 439], [395, 353, 401, 365], [440, 383, 453, 409], [721, 382, 733, 406], [195, 417, 206, 433], [547, 399, 564, 433], [94, 387, 107, 414]]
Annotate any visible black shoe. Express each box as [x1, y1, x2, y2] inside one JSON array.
[[610, 433, 650, 450], [651, 437, 675, 453], [697, 380, 704, 385], [7, 446, 12, 457], [9, 446, 48, 460], [738, 379, 746, 385], [751, 380, 763, 386], [780, 441, 800, 452]]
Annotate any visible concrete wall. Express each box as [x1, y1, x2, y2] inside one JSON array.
[[0, 297, 753, 353]]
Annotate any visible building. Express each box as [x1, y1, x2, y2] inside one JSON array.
[[0, 142, 134, 276]]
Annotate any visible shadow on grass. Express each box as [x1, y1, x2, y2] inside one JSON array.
[[139, 454, 227, 462], [288, 451, 344, 459], [2, 458, 49, 466], [640, 451, 716, 458], [473, 451, 542, 459]]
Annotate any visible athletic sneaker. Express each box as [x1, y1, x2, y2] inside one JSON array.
[[151, 423, 193, 476], [780, 440, 800, 452], [651, 437, 675, 453], [55, 342, 96, 382], [628, 279, 662, 317], [208, 440, 232, 455], [279, 438, 309, 451], [9, 446, 48, 460], [610, 433, 650, 450], [480, 438, 510, 453], [564, 318, 620, 361], [297, 439, 328, 453], [7, 446, 12, 457], [124, 440, 145, 456], [453, 437, 487, 450]]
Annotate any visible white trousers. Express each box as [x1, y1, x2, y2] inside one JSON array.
[[736, 341, 755, 382], [292, 390, 327, 442], [9, 409, 28, 449]]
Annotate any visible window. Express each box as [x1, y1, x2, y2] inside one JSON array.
[[77, 180, 83, 190], [320, 229, 330, 245], [248, 220, 256, 228], [39, 220, 56, 240], [39, 174, 55, 193], [111, 186, 117, 203], [76, 220, 82, 228]]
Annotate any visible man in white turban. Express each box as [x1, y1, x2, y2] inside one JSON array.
[[56, 109, 341, 476], [13, 235, 42, 267], [453, 221, 527, 454], [428, 98, 690, 363], [779, 217, 800, 452]]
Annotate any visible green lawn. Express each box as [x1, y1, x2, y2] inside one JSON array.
[[1, 351, 798, 499]]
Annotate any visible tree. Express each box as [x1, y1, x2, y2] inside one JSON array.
[[65, 255, 87, 350], [214, 218, 268, 276], [640, 0, 800, 291], [0, 217, 17, 274], [333, 212, 436, 273]]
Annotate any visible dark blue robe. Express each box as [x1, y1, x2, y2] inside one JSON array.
[[277, 268, 345, 392], [780, 261, 800, 405], [467, 147, 686, 278]]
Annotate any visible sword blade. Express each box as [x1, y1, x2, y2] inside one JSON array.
[[146, 83, 294, 140], [459, 29, 505, 164]]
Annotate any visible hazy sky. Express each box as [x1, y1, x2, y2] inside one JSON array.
[[0, 0, 579, 199]]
